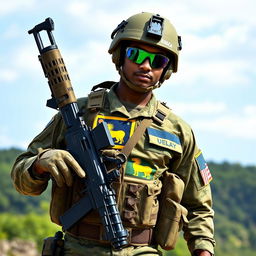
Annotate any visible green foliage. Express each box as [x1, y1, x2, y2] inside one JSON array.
[[0, 149, 256, 255], [0, 148, 51, 214], [209, 161, 256, 255], [0, 201, 59, 249], [0, 148, 57, 251], [161, 236, 190, 256], [0, 148, 23, 164]]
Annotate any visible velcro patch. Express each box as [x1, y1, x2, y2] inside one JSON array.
[[195, 151, 213, 185], [147, 128, 182, 153], [93, 115, 135, 149], [125, 157, 156, 180]]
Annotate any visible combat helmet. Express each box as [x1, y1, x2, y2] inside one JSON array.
[[109, 12, 182, 91]]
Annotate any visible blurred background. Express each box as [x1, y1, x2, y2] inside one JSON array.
[[0, 0, 255, 255]]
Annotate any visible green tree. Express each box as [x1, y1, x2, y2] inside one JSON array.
[[0, 201, 59, 249], [0, 148, 51, 214]]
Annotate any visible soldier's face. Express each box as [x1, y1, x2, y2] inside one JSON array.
[[122, 42, 166, 91]]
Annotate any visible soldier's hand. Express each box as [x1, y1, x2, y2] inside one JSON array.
[[101, 149, 126, 171], [33, 149, 85, 187]]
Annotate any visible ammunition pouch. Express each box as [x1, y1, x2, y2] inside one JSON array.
[[119, 177, 162, 227], [155, 172, 188, 250]]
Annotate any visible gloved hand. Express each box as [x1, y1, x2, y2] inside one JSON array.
[[101, 149, 126, 163], [101, 149, 126, 171], [33, 149, 85, 187]]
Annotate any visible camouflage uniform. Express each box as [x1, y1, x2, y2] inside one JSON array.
[[11, 84, 215, 255], [64, 233, 161, 256]]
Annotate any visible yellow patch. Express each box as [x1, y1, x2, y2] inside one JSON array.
[[93, 115, 136, 149]]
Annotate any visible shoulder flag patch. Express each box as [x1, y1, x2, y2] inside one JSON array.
[[195, 151, 213, 185]]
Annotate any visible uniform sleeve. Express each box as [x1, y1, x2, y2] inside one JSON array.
[[170, 128, 215, 255], [11, 113, 66, 196]]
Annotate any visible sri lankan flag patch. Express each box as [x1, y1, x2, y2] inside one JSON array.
[[93, 115, 136, 149], [195, 151, 213, 185]]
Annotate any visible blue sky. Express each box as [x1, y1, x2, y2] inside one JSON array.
[[0, 0, 255, 166]]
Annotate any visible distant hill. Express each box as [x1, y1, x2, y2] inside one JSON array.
[[0, 148, 51, 214], [209, 161, 256, 255], [0, 148, 256, 255]]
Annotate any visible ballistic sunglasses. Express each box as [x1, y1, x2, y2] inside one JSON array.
[[126, 47, 169, 69]]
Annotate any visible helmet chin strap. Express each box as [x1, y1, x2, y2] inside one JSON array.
[[118, 67, 162, 93]]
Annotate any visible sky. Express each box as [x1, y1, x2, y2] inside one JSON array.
[[0, 0, 255, 166]]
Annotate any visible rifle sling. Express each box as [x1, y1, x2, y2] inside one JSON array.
[[121, 101, 170, 158], [120, 118, 153, 157]]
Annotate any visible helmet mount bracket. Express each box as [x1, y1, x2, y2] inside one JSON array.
[[146, 14, 164, 39], [111, 20, 128, 39]]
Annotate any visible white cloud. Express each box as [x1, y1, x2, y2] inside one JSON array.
[[165, 101, 256, 140], [64, 3, 125, 37], [2, 24, 22, 39], [183, 22, 253, 59], [0, 43, 41, 85], [184, 34, 225, 57], [170, 101, 227, 115], [244, 105, 256, 116], [62, 40, 119, 89], [0, 128, 12, 146], [0, 128, 26, 149], [0, 69, 18, 83], [176, 59, 252, 88], [66, 0, 91, 17], [195, 115, 256, 140], [14, 44, 40, 72], [176, 21, 255, 88], [0, 0, 35, 15], [175, 0, 255, 28], [192, 105, 256, 140]]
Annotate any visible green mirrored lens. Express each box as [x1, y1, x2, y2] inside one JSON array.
[[136, 50, 155, 65], [126, 47, 169, 69]]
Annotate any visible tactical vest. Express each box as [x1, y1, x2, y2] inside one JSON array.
[[50, 81, 186, 247], [85, 81, 171, 227]]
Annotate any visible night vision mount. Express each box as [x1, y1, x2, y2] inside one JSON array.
[[146, 14, 164, 39]]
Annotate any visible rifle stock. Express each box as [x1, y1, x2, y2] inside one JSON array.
[[28, 17, 128, 249]]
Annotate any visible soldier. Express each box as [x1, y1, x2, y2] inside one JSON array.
[[11, 12, 215, 256]]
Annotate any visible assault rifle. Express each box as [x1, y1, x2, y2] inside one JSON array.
[[28, 17, 128, 249]]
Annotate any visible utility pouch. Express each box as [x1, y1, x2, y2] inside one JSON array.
[[42, 231, 64, 256], [121, 177, 162, 227], [155, 172, 188, 250]]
